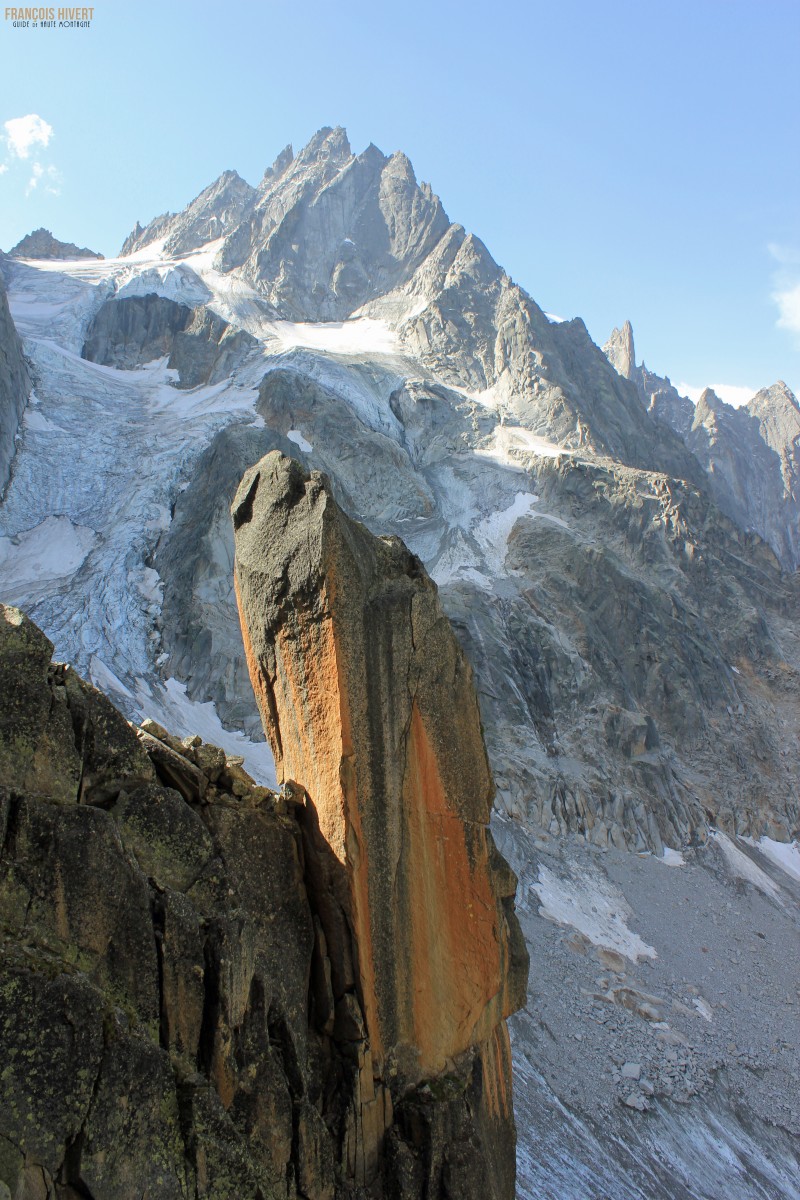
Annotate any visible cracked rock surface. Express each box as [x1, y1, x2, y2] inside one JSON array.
[[494, 817, 800, 1199], [0, 599, 526, 1200]]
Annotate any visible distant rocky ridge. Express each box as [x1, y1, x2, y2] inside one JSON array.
[[8, 227, 103, 260], [687, 382, 800, 569], [604, 321, 800, 568], [604, 320, 708, 444], [0, 592, 524, 1198], [120, 128, 702, 482]]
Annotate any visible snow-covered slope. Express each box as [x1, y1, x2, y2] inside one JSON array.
[[2, 252, 276, 782]]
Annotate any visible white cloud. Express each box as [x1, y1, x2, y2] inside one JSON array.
[[678, 382, 755, 408], [25, 161, 43, 195], [773, 282, 800, 338], [25, 161, 61, 197], [768, 242, 800, 267], [0, 164, 7, 176], [3, 114, 53, 159], [768, 242, 800, 345]]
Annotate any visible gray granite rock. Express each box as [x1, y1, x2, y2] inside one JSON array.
[[82, 295, 258, 387], [120, 170, 256, 258], [604, 323, 800, 568], [9, 228, 102, 259], [0, 269, 30, 496]]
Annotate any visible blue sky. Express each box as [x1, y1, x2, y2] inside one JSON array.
[[1, 0, 799, 401]]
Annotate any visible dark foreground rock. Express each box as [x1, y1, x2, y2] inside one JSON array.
[[0, 585, 525, 1198]]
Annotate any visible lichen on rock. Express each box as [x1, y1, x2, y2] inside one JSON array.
[[232, 450, 528, 1195]]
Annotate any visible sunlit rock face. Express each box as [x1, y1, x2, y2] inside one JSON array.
[[0, 602, 527, 1200], [232, 451, 528, 1198]]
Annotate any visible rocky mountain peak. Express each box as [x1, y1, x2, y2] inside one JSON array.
[[121, 169, 257, 258], [119, 211, 174, 257], [360, 140, 388, 166], [163, 168, 256, 256], [296, 124, 352, 167], [603, 320, 636, 379], [747, 379, 800, 420], [450, 231, 501, 284], [213, 128, 452, 320], [8, 228, 103, 260], [261, 142, 294, 184], [385, 148, 416, 181], [694, 386, 726, 420]]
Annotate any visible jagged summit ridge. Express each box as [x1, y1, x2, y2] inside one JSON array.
[[116, 128, 702, 476], [8, 227, 103, 260], [120, 169, 256, 258], [604, 320, 800, 566], [218, 129, 452, 321]]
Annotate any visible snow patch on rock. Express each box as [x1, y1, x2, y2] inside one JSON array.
[[116, 264, 212, 307], [24, 408, 58, 433], [711, 831, 783, 901], [137, 676, 277, 788], [532, 860, 657, 962], [265, 317, 400, 356], [476, 423, 571, 466], [743, 836, 800, 884], [287, 429, 313, 453], [473, 491, 538, 576], [89, 655, 134, 700]]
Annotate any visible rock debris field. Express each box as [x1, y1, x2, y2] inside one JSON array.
[[494, 816, 800, 1199]]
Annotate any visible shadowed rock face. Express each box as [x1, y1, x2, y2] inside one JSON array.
[[0, 270, 30, 497], [82, 293, 194, 369], [232, 451, 528, 1192], [82, 294, 258, 387]]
